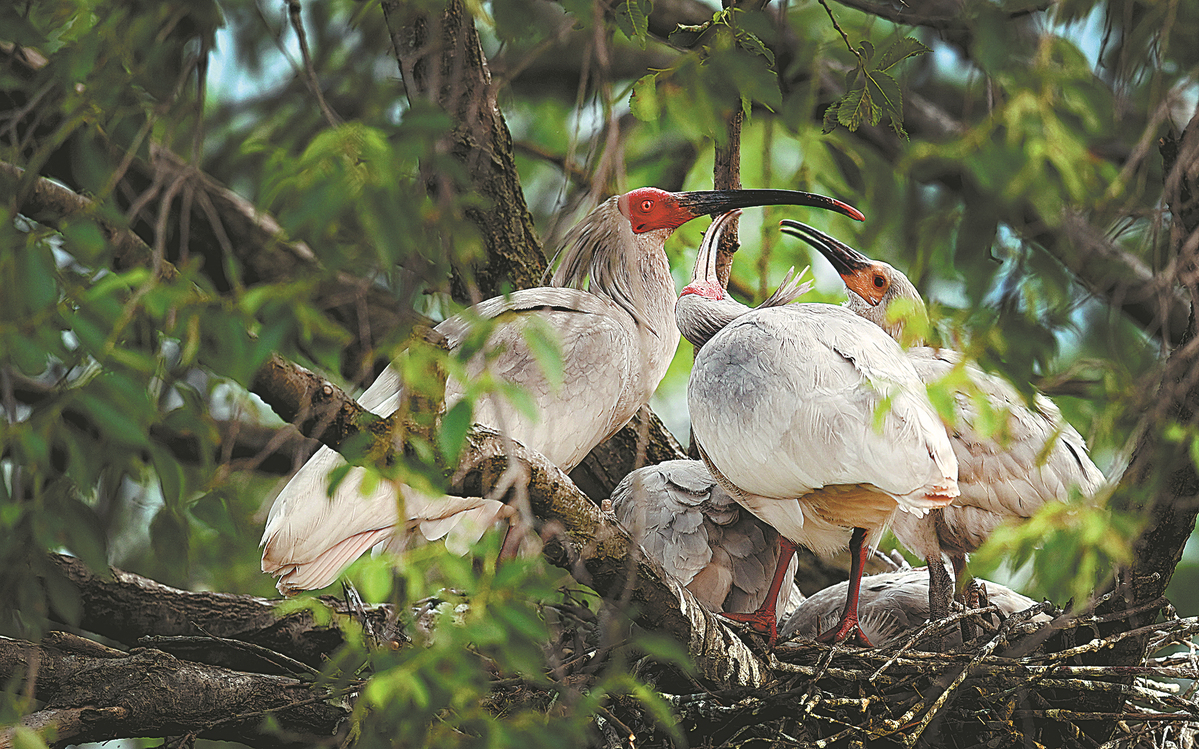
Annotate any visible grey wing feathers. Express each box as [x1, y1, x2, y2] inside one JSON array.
[[907, 347, 1105, 519], [435, 287, 624, 347], [612, 460, 798, 622]]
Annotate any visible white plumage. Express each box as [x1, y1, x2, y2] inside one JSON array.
[[260, 188, 864, 594], [780, 220, 1106, 612], [678, 214, 958, 646]]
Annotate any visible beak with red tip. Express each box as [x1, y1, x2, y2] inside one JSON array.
[[675, 189, 865, 224], [779, 219, 888, 306], [620, 187, 864, 234]]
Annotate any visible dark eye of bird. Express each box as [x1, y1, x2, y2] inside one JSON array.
[[874, 275, 886, 288]]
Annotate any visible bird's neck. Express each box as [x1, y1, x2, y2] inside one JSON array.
[[676, 292, 750, 349], [630, 246, 682, 365]]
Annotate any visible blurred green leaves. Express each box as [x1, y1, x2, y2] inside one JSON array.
[[630, 8, 780, 140], [971, 499, 1139, 611]]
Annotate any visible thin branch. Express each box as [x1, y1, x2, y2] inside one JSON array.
[[0, 160, 174, 279], [829, 0, 1051, 33], [286, 0, 343, 129]]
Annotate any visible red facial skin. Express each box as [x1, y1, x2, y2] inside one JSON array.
[[679, 280, 724, 301], [618, 188, 697, 233]]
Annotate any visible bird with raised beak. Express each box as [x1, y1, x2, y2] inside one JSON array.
[[780, 220, 1105, 620], [678, 211, 959, 647]]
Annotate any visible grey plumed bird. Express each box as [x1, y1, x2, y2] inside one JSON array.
[[780, 220, 1106, 617], [678, 211, 959, 647], [258, 187, 864, 594], [779, 569, 1043, 648], [611, 459, 804, 623]]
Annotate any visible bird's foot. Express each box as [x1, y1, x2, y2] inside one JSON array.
[[958, 577, 985, 608], [815, 616, 873, 648], [720, 610, 779, 646], [958, 578, 988, 643], [926, 562, 955, 623]]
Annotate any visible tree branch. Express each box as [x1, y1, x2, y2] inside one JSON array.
[[48, 554, 393, 671], [0, 160, 174, 279], [381, 0, 546, 300], [0, 632, 349, 748], [455, 427, 769, 687], [247, 361, 768, 686]]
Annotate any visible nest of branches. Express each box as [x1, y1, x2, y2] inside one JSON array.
[[599, 597, 1199, 749], [477, 585, 1199, 749]]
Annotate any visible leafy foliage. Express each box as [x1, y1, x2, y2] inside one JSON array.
[[1, 0, 1196, 744], [822, 36, 930, 137]]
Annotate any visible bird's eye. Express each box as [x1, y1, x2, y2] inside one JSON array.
[[873, 275, 886, 288], [640, 199, 654, 212]]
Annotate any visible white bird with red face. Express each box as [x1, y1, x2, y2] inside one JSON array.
[[780, 220, 1106, 618], [260, 187, 864, 594], [679, 215, 959, 647]]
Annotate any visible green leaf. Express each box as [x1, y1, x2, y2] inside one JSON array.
[[9, 726, 49, 749], [735, 29, 774, 65], [76, 393, 150, 448], [190, 491, 238, 536], [40, 560, 83, 627], [614, 0, 651, 48], [629, 74, 659, 122], [498, 382, 539, 423], [59, 499, 109, 573], [835, 85, 871, 131], [523, 322, 564, 391], [821, 101, 842, 134], [866, 69, 902, 112], [873, 36, 930, 72], [439, 399, 473, 466]]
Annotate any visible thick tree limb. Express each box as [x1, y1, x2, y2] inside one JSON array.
[[829, 0, 1050, 34], [48, 554, 392, 671], [0, 633, 348, 748], [247, 359, 768, 686]]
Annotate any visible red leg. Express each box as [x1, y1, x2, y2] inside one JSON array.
[[496, 506, 523, 562], [721, 538, 797, 646], [816, 527, 874, 647]]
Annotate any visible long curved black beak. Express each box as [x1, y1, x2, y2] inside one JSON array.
[[676, 189, 865, 223], [779, 219, 872, 276]]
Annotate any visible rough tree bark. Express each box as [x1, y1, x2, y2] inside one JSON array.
[[382, 0, 546, 301]]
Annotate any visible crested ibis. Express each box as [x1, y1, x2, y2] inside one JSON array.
[[260, 187, 864, 594], [780, 220, 1105, 618], [679, 216, 959, 647]]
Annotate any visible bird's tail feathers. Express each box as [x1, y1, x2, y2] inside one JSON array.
[[759, 265, 814, 309], [266, 525, 394, 595]]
